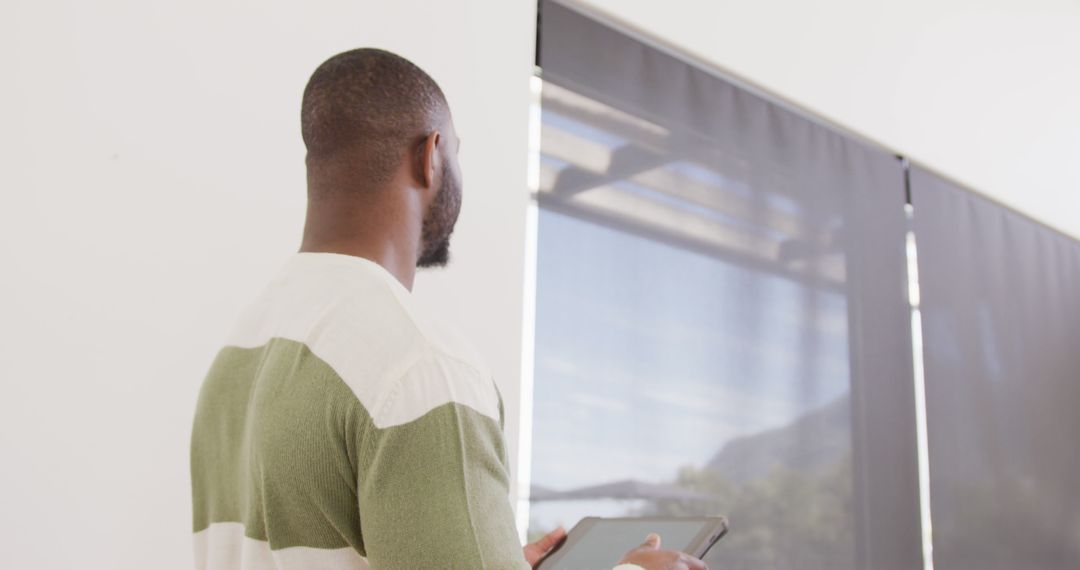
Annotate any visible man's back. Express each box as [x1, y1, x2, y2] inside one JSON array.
[[190, 253, 528, 569]]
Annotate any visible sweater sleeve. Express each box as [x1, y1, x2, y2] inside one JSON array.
[[356, 356, 530, 570]]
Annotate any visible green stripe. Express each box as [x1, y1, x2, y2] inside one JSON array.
[[357, 389, 520, 568], [191, 338, 526, 568], [191, 339, 365, 551]]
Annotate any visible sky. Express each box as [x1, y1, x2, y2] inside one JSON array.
[[529, 208, 852, 495]]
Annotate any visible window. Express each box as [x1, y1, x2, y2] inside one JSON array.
[[525, 3, 920, 568]]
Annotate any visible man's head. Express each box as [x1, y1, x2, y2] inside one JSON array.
[[301, 48, 462, 268]]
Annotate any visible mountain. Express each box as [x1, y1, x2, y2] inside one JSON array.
[[705, 394, 851, 483], [530, 479, 712, 502]]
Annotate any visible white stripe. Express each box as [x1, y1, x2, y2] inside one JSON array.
[[194, 522, 369, 570], [224, 253, 500, 429], [374, 353, 501, 428], [906, 222, 935, 570]]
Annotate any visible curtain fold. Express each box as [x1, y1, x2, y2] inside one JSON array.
[[911, 166, 1080, 569]]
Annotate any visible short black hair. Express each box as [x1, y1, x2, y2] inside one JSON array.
[[301, 48, 448, 186]]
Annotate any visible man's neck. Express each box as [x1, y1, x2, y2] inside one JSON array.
[[302, 169, 425, 291], [299, 196, 421, 291]]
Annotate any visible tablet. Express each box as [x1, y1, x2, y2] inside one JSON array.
[[535, 516, 728, 570]]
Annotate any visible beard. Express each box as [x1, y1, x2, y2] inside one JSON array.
[[417, 160, 462, 268]]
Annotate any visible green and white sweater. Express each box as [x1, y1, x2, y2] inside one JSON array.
[[190, 253, 529, 569]]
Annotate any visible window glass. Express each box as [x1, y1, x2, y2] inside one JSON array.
[[529, 85, 856, 569], [530, 3, 919, 567]]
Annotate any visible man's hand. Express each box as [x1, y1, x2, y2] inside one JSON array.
[[523, 526, 568, 568], [618, 533, 708, 570]]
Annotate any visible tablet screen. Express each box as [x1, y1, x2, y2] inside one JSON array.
[[540, 519, 709, 570]]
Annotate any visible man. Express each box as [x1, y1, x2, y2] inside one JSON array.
[[190, 48, 707, 570]]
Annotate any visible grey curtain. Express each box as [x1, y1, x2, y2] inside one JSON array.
[[911, 166, 1080, 569], [536, 2, 921, 568]]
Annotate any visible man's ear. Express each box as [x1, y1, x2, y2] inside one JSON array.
[[417, 131, 442, 190]]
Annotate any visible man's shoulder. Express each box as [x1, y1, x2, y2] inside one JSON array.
[[373, 344, 501, 429], [360, 291, 500, 430], [224, 253, 496, 423]]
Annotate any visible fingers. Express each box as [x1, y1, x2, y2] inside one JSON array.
[[640, 532, 661, 550], [680, 552, 708, 570], [534, 526, 567, 552], [523, 527, 569, 568]]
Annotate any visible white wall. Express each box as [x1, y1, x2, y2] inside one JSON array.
[[577, 0, 1080, 239], [0, 1, 534, 568]]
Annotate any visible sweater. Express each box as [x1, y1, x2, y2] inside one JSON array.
[[190, 253, 528, 569]]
